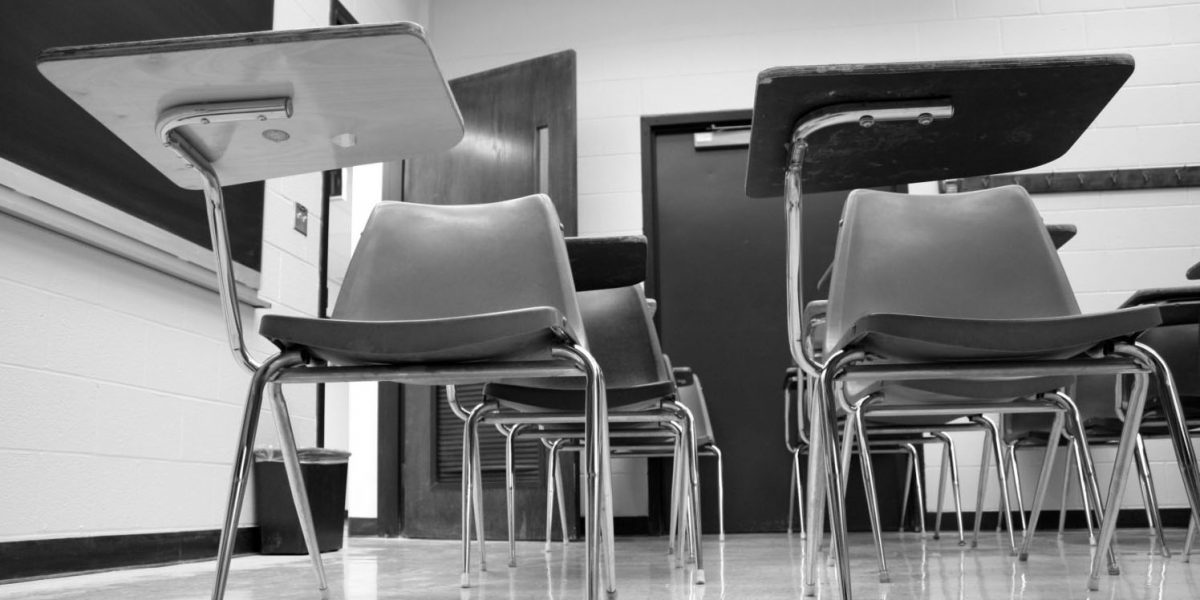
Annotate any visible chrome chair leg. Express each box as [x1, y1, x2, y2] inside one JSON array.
[[900, 446, 915, 531], [905, 444, 928, 535], [937, 433, 967, 547], [1069, 437, 1098, 545], [461, 403, 489, 588], [1057, 440, 1073, 539], [545, 439, 562, 552], [554, 343, 613, 599], [668, 433, 682, 557], [794, 449, 806, 539], [555, 442, 570, 546], [1185, 516, 1197, 562], [802, 372, 828, 597], [211, 351, 301, 600], [1134, 434, 1171, 558], [971, 420, 993, 549], [1006, 441, 1028, 532], [473, 412, 488, 572], [711, 444, 726, 542], [817, 358, 851, 600], [975, 416, 1016, 553], [788, 449, 798, 535], [268, 384, 329, 592], [506, 424, 528, 568], [670, 399, 705, 584], [932, 440, 947, 539], [1068, 408, 1119, 577], [1017, 406, 1066, 561], [851, 401, 890, 583], [1133, 342, 1200, 556], [599, 414, 617, 593], [1088, 364, 1151, 590]]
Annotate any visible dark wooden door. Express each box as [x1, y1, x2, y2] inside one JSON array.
[[383, 51, 578, 540], [644, 114, 911, 533]]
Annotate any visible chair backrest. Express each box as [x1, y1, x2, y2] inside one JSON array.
[[825, 185, 1079, 351], [331, 194, 585, 346], [576, 285, 669, 389], [674, 367, 717, 446]]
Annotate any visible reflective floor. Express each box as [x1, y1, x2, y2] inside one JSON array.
[[2, 529, 1198, 599]]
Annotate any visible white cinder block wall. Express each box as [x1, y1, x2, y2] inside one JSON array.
[[0, 0, 377, 543], [425, 0, 1200, 515]]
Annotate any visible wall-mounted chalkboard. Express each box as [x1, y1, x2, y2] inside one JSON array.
[[1, 0, 273, 271]]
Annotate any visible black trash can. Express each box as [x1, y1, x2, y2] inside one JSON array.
[[253, 448, 350, 555]]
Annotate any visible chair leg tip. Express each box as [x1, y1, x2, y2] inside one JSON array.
[[969, 541, 977, 548], [1108, 566, 1120, 576], [1018, 553, 1029, 562], [508, 560, 517, 568], [695, 569, 706, 585], [718, 534, 726, 542], [460, 573, 471, 588], [932, 533, 940, 540], [879, 573, 890, 584]]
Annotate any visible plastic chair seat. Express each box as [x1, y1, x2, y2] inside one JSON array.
[[1121, 285, 1200, 308], [261, 307, 573, 365], [835, 307, 1159, 363], [485, 380, 673, 413]]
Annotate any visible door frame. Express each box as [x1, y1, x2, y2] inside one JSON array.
[[375, 51, 578, 540], [638, 109, 751, 532]]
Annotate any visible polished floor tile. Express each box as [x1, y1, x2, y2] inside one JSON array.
[[2, 529, 1198, 599]]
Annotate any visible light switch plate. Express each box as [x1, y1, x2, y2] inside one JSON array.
[[294, 203, 309, 236]]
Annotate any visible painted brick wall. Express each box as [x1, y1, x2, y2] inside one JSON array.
[[425, 0, 1200, 514], [0, 0, 334, 542]]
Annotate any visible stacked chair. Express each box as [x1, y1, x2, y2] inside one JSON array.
[[38, 24, 620, 600], [783, 366, 969, 545], [743, 54, 1200, 600], [457, 281, 710, 585], [530, 361, 726, 567]]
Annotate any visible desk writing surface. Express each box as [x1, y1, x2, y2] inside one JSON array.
[[38, 23, 464, 190], [745, 54, 1133, 197]]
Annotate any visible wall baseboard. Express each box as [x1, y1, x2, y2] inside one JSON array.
[[921, 508, 1192, 532], [0, 527, 260, 583], [348, 518, 379, 537]]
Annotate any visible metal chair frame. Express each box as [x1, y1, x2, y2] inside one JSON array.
[[768, 101, 1200, 600], [785, 370, 971, 545], [153, 107, 620, 600]]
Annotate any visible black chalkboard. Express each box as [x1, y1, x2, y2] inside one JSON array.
[[1, 0, 275, 270]]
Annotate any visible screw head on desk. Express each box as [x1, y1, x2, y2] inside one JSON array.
[[917, 113, 934, 126], [859, 115, 875, 128], [262, 129, 291, 142]]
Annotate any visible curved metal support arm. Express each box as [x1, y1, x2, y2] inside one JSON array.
[[158, 98, 293, 374], [784, 101, 953, 377]]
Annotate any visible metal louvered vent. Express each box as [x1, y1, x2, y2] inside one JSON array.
[[435, 384, 544, 484]]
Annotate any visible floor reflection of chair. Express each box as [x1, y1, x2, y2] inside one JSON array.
[[37, 23, 619, 600]]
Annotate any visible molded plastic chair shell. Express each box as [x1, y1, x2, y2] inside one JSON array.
[[486, 284, 670, 411], [825, 186, 1157, 404], [260, 195, 585, 365]]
